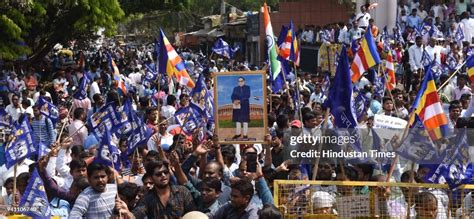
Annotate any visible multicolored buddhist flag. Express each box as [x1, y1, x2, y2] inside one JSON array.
[[351, 27, 382, 83], [410, 64, 449, 141], [108, 53, 127, 95], [158, 29, 195, 89], [467, 54, 474, 85], [385, 52, 396, 91]]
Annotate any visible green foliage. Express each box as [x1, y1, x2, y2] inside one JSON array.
[[0, 0, 125, 62]]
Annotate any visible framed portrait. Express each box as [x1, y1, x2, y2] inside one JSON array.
[[213, 70, 268, 144]]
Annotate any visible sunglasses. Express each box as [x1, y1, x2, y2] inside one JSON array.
[[153, 170, 170, 177]]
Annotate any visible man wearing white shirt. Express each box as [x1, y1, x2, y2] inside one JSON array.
[[460, 12, 474, 43], [452, 76, 471, 100], [309, 84, 326, 104], [146, 117, 174, 152], [408, 37, 424, 91], [161, 95, 177, 124], [424, 38, 443, 64], [88, 76, 101, 102], [68, 108, 88, 147], [5, 94, 24, 121], [355, 5, 371, 29]]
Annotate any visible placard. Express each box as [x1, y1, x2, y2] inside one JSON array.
[[335, 194, 379, 218], [373, 114, 407, 140]]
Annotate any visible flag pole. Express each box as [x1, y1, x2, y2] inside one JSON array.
[[12, 163, 17, 208], [293, 62, 303, 120], [385, 111, 415, 181], [57, 98, 75, 142], [312, 107, 331, 180], [436, 59, 467, 92]]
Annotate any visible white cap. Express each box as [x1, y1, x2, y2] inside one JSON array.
[[312, 191, 335, 209], [253, 144, 263, 155], [183, 211, 209, 219]]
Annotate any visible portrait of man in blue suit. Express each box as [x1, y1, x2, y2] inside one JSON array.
[[231, 77, 251, 139]]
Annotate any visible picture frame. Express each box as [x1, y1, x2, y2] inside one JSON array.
[[213, 70, 268, 144]]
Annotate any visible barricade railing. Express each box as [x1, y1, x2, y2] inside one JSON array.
[[273, 180, 473, 218]]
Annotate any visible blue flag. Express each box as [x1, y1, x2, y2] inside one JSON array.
[[121, 99, 148, 156], [36, 97, 59, 125], [396, 125, 445, 163], [87, 102, 127, 140], [455, 26, 465, 42], [174, 102, 206, 135], [5, 116, 37, 169], [212, 38, 239, 59], [190, 73, 214, 124], [322, 74, 330, 97], [424, 129, 473, 188], [421, 49, 433, 67], [73, 74, 90, 100], [323, 46, 362, 152], [95, 129, 122, 171], [19, 169, 51, 218], [382, 26, 391, 51], [353, 87, 370, 121], [0, 107, 11, 129], [394, 23, 405, 45], [446, 53, 458, 71]]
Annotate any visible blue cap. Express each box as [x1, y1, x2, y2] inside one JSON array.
[[161, 143, 171, 152], [84, 135, 99, 150]]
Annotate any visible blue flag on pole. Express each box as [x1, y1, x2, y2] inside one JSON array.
[[353, 87, 370, 121], [0, 107, 11, 129], [424, 129, 473, 188], [87, 102, 127, 139], [212, 38, 239, 59], [421, 49, 433, 67], [174, 102, 206, 135], [73, 74, 90, 100], [121, 99, 148, 156], [19, 169, 51, 218], [95, 129, 122, 171], [36, 97, 59, 125], [190, 73, 214, 124], [455, 25, 465, 42], [5, 116, 37, 169], [323, 46, 362, 153]]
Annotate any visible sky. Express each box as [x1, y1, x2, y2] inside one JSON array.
[[216, 74, 264, 106]]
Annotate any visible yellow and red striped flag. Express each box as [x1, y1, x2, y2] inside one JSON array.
[[351, 28, 381, 83], [410, 65, 449, 141], [385, 52, 396, 91]]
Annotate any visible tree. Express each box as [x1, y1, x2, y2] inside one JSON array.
[[0, 0, 124, 65]]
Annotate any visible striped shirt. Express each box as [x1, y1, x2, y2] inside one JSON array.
[[31, 116, 56, 147], [69, 184, 117, 218]]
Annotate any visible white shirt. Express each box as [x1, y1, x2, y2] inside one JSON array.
[[356, 12, 371, 27], [461, 18, 474, 43], [408, 44, 423, 71], [309, 92, 326, 104], [424, 45, 442, 64], [302, 30, 314, 43], [89, 81, 101, 101], [128, 72, 142, 86], [146, 132, 174, 151], [160, 105, 176, 124], [0, 159, 34, 187], [33, 91, 52, 103], [68, 120, 88, 146], [5, 104, 24, 121], [452, 86, 471, 100]]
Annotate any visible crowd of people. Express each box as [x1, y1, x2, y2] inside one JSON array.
[[1, 0, 474, 218]]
